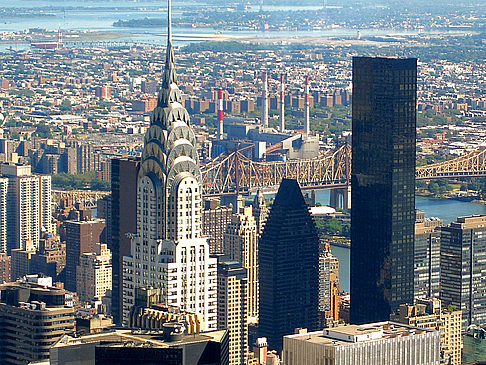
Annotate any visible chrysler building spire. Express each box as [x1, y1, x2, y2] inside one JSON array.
[[123, 0, 217, 330]]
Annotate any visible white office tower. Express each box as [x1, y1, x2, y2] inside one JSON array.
[[0, 163, 52, 253], [123, 0, 217, 330], [224, 205, 259, 324]]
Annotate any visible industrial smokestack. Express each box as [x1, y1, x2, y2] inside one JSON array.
[[218, 88, 223, 140], [280, 73, 285, 132], [262, 72, 269, 128], [304, 75, 310, 135]]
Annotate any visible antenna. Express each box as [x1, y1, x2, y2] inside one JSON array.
[[168, 0, 172, 44]]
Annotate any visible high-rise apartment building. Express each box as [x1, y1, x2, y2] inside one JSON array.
[[77, 243, 112, 303], [350, 57, 417, 324], [202, 199, 233, 254], [218, 260, 248, 365], [122, 7, 217, 330], [283, 322, 440, 365], [63, 219, 106, 292], [224, 205, 259, 323], [0, 253, 10, 282], [110, 157, 140, 325], [259, 179, 319, 352], [0, 281, 75, 365], [440, 215, 486, 327], [391, 298, 462, 365], [0, 163, 52, 253], [414, 210, 441, 301]]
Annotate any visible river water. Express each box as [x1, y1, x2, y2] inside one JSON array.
[[314, 190, 486, 292], [0, 0, 469, 52]]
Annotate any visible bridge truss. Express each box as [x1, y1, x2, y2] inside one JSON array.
[[201, 144, 486, 196]]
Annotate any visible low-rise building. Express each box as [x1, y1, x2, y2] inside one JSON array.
[[283, 322, 440, 365]]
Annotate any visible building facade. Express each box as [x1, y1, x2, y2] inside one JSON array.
[[259, 179, 319, 352], [0, 163, 52, 253], [223, 206, 259, 323], [414, 210, 441, 301], [391, 298, 462, 365], [283, 322, 440, 365], [122, 14, 217, 330], [76, 243, 112, 303], [202, 199, 233, 254], [110, 157, 140, 325], [440, 215, 486, 327], [351, 57, 417, 324], [63, 219, 106, 292], [0, 281, 75, 365], [217, 261, 248, 365]]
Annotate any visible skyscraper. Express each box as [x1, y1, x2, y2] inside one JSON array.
[[110, 157, 140, 325], [350, 57, 417, 324], [122, 0, 217, 330], [440, 215, 486, 327], [217, 260, 248, 365], [259, 179, 319, 352], [0, 163, 52, 253], [414, 210, 441, 301], [224, 205, 259, 323]]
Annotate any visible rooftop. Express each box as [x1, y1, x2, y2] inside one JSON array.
[[284, 322, 433, 347]]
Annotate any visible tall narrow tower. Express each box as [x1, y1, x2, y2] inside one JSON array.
[[279, 73, 285, 132], [122, 0, 217, 330], [262, 72, 269, 128], [217, 88, 224, 140], [350, 57, 417, 324], [304, 75, 310, 135]]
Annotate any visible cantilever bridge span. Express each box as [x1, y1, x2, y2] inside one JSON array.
[[200, 145, 486, 196]]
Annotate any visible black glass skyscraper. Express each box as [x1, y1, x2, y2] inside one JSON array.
[[350, 57, 417, 324], [259, 179, 319, 352]]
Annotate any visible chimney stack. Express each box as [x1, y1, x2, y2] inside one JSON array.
[[262, 72, 269, 128], [280, 73, 285, 132], [218, 88, 223, 140], [304, 75, 310, 135]]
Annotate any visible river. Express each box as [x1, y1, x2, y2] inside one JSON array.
[[314, 190, 486, 292], [0, 0, 470, 52]]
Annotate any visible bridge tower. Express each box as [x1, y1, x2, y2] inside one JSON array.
[[329, 185, 351, 210]]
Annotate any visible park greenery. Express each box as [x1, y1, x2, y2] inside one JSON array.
[[314, 217, 350, 238], [52, 171, 110, 191]]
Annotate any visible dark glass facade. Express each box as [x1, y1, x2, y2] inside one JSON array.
[[110, 157, 140, 325], [350, 57, 417, 324], [440, 216, 486, 327], [259, 179, 319, 352]]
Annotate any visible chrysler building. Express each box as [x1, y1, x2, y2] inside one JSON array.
[[122, 0, 217, 330]]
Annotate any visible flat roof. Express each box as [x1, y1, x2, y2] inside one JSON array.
[[284, 322, 433, 347]]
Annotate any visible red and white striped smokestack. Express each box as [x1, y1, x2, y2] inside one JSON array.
[[280, 73, 285, 132], [262, 72, 269, 128], [58, 29, 63, 46], [304, 75, 310, 135], [218, 88, 224, 140]]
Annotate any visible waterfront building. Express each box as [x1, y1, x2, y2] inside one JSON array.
[[122, 3, 217, 330], [224, 205, 259, 323], [350, 57, 417, 324], [0, 163, 52, 253], [63, 219, 106, 292], [319, 242, 340, 326], [110, 157, 140, 325], [282, 322, 440, 365], [391, 298, 462, 365], [76, 243, 112, 303], [259, 178, 319, 352], [0, 280, 75, 365], [414, 210, 442, 301], [440, 215, 486, 327], [202, 198, 233, 254], [218, 260, 248, 365]]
